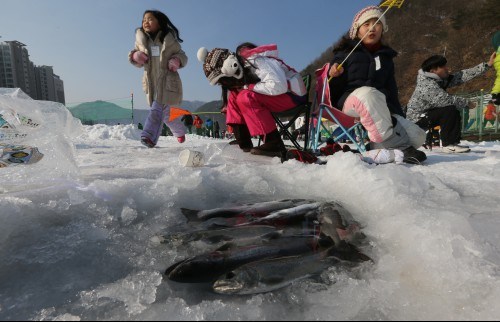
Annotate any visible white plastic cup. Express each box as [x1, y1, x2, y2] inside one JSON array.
[[179, 149, 204, 167]]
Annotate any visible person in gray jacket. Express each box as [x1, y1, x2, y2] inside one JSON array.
[[406, 54, 495, 153]]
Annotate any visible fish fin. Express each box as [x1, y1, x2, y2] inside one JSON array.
[[326, 243, 372, 262], [353, 250, 372, 262], [215, 242, 236, 252], [205, 223, 232, 230], [205, 235, 232, 244], [261, 231, 282, 241], [263, 276, 285, 284], [180, 208, 201, 222], [307, 273, 325, 283]]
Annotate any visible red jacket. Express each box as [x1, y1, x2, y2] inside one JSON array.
[[193, 117, 203, 129], [484, 104, 497, 121]]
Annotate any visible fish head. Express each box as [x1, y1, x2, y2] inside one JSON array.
[[318, 204, 346, 244], [213, 267, 259, 294], [318, 204, 342, 226], [168, 253, 225, 283]]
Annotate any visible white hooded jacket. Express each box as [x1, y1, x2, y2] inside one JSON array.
[[239, 44, 306, 97]]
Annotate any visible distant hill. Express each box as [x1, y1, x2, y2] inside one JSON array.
[[68, 99, 209, 126], [181, 100, 206, 112], [195, 100, 223, 113], [301, 0, 499, 106], [131, 100, 205, 112], [194, 100, 226, 126], [69, 100, 131, 122], [132, 100, 224, 127]]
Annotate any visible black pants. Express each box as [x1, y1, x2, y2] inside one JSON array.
[[416, 106, 461, 146]]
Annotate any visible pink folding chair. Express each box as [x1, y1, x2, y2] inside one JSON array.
[[308, 63, 367, 153]]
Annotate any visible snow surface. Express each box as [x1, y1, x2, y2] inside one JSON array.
[[1, 91, 500, 320]]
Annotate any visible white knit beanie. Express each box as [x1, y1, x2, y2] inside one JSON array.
[[349, 6, 388, 40]]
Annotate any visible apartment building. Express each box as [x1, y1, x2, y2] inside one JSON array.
[[0, 39, 65, 104]]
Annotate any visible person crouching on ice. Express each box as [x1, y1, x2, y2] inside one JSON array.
[[128, 10, 188, 148], [197, 43, 308, 158]]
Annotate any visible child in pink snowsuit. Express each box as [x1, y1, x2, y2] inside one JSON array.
[[197, 43, 307, 158]]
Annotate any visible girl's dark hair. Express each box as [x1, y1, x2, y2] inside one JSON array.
[[235, 42, 258, 71], [421, 55, 447, 72], [236, 42, 258, 55], [141, 10, 183, 43]]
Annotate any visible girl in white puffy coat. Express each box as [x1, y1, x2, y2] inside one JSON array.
[[129, 10, 188, 148]]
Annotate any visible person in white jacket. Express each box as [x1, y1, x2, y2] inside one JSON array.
[[198, 43, 307, 158]]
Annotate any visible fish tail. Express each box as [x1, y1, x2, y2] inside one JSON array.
[[180, 208, 201, 222], [326, 243, 372, 262]]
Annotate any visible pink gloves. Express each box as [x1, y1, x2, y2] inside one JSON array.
[[132, 51, 181, 72], [132, 51, 149, 65], [168, 57, 181, 72]]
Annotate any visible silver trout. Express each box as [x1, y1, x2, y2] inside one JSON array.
[[193, 204, 321, 230], [180, 199, 314, 222], [235, 202, 322, 227], [160, 225, 279, 245], [165, 235, 333, 283], [213, 246, 371, 295]]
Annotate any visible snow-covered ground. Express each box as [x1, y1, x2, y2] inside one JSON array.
[[1, 91, 500, 320]]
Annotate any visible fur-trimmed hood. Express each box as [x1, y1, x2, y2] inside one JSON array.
[[128, 28, 188, 106]]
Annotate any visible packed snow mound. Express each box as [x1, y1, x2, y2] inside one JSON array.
[[0, 88, 84, 191], [82, 124, 141, 141]]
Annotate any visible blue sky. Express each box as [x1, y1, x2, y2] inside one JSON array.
[[0, 0, 377, 109]]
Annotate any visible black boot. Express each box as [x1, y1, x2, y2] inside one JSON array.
[[402, 146, 427, 164], [231, 124, 253, 152], [250, 129, 287, 158]]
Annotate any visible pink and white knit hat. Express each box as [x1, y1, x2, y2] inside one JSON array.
[[349, 6, 389, 40]]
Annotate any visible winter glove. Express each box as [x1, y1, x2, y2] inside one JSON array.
[[168, 57, 181, 72], [132, 51, 149, 65]]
